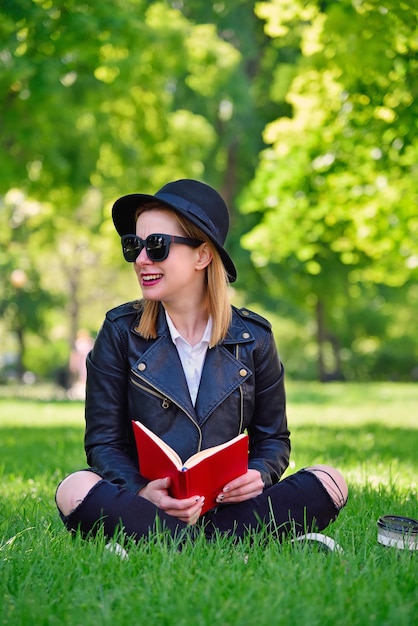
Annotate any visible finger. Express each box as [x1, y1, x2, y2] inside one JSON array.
[[185, 498, 205, 525], [172, 495, 205, 511], [154, 477, 170, 490], [225, 470, 263, 493], [222, 474, 248, 492], [165, 497, 205, 524], [217, 481, 263, 503], [223, 469, 262, 492], [160, 494, 204, 513]]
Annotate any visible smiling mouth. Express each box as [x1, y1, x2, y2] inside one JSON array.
[[142, 273, 163, 284]]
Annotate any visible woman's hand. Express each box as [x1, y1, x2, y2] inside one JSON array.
[[138, 477, 204, 525], [216, 469, 264, 505]]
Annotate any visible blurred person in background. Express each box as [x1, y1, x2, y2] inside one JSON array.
[[68, 329, 94, 400]]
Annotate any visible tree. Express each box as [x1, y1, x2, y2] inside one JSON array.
[[0, 0, 259, 375], [241, 0, 418, 380], [0, 191, 62, 379], [2, 1, 416, 382]]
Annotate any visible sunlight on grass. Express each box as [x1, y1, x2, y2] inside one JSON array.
[[1, 382, 417, 626]]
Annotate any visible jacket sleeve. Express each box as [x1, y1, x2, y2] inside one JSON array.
[[84, 314, 147, 494], [247, 328, 291, 488]]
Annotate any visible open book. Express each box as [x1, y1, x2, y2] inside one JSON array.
[[132, 420, 249, 515]]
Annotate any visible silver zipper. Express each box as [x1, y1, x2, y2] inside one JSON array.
[[130, 377, 171, 409], [130, 371, 203, 450], [235, 344, 244, 433]]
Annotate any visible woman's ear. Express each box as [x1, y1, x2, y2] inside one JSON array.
[[195, 243, 213, 271]]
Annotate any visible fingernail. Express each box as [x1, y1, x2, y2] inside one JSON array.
[[216, 494, 224, 502]]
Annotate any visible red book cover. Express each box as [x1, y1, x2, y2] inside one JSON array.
[[132, 420, 249, 515]]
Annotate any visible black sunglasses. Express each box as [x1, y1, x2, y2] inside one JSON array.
[[121, 233, 203, 263]]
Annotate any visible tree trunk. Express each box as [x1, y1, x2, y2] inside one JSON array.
[[316, 298, 327, 382], [315, 298, 344, 382], [15, 326, 25, 381]]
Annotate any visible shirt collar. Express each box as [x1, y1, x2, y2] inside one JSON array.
[[165, 309, 212, 347]]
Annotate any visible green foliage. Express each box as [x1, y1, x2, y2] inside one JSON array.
[[0, 0, 416, 381], [0, 0, 250, 195], [0, 0, 250, 375], [242, 0, 418, 379], [1, 3, 269, 322]]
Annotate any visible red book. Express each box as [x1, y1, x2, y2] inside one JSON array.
[[132, 420, 249, 515]]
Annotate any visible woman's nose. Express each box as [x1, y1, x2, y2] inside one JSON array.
[[135, 246, 151, 265]]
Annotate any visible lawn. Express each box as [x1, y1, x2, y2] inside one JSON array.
[[0, 382, 417, 626]]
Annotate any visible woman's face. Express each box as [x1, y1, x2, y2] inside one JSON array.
[[134, 208, 210, 305]]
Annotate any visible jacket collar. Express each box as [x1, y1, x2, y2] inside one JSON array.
[[131, 303, 253, 426], [153, 303, 254, 345]]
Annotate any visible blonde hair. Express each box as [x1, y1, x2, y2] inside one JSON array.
[[134, 204, 232, 346]]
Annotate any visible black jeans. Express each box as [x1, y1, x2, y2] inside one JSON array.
[[57, 469, 342, 544]]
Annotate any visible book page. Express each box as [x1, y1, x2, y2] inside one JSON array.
[[184, 433, 248, 469], [134, 421, 183, 469]]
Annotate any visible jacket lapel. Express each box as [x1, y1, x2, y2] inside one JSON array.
[[194, 343, 251, 425], [132, 305, 253, 424], [132, 333, 196, 418]]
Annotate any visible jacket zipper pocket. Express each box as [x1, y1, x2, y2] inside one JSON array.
[[130, 377, 171, 409], [130, 370, 202, 450]]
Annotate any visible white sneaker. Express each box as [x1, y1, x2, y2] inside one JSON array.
[[105, 541, 129, 560], [292, 532, 343, 553]]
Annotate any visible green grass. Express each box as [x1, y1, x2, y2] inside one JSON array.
[[1, 382, 417, 626]]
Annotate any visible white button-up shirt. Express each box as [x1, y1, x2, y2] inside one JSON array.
[[165, 311, 212, 406]]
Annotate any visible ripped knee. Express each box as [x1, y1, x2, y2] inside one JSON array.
[[56, 470, 102, 517], [304, 464, 348, 509]]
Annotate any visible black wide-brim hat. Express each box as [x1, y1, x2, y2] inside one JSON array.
[[112, 179, 237, 282]]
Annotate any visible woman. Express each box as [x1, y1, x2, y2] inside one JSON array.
[[56, 179, 347, 544]]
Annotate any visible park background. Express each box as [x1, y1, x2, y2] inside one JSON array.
[[1, 0, 417, 386], [1, 2, 417, 625]]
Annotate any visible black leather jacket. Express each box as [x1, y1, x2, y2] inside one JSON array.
[[84, 301, 290, 494]]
